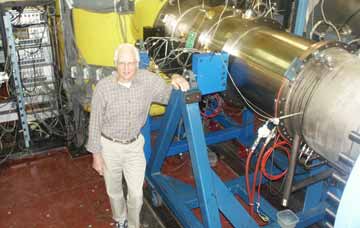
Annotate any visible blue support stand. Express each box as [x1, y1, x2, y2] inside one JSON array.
[[146, 90, 260, 228], [142, 50, 333, 227]]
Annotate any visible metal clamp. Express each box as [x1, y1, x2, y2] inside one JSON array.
[[184, 90, 201, 104]]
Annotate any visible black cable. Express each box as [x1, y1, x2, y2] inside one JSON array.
[[339, 7, 360, 31], [0, 123, 18, 165], [9, 7, 24, 23], [12, 22, 47, 28]]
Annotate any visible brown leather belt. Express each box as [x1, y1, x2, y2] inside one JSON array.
[[101, 133, 139, 144]]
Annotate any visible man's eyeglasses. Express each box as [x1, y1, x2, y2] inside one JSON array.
[[118, 61, 138, 67]]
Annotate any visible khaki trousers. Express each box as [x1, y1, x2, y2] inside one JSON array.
[[100, 135, 146, 228]]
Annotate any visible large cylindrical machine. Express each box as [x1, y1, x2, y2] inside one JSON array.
[[154, 1, 360, 165]]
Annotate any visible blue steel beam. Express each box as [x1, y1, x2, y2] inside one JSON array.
[[150, 117, 162, 131], [147, 91, 182, 174], [150, 175, 203, 228], [302, 166, 328, 212], [180, 90, 222, 228], [225, 177, 278, 224], [294, 0, 309, 36], [145, 119, 245, 159], [167, 127, 245, 156], [212, 173, 258, 227], [215, 109, 255, 147], [297, 203, 326, 228]]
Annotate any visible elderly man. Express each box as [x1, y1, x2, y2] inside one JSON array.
[[86, 43, 189, 228]]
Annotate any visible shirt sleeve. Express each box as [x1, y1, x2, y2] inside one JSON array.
[[86, 84, 106, 153], [150, 73, 173, 104]]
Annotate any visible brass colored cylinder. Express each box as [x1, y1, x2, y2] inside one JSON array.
[[155, 2, 360, 163]]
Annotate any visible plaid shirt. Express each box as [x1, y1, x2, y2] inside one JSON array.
[[86, 69, 172, 153]]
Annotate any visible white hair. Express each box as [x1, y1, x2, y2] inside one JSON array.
[[113, 43, 140, 66]]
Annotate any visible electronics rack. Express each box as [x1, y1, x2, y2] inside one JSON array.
[[0, 0, 58, 148], [11, 6, 58, 121]]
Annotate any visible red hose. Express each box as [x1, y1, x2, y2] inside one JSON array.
[[245, 149, 254, 209], [246, 137, 291, 215], [261, 141, 290, 181], [249, 142, 268, 215]]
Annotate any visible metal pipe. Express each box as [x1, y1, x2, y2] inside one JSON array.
[[282, 134, 301, 207], [327, 191, 341, 204], [324, 221, 334, 228], [332, 173, 347, 185], [325, 208, 336, 218], [339, 153, 355, 166], [291, 169, 333, 192], [349, 131, 360, 144]]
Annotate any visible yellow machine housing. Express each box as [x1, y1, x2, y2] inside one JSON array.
[[68, 0, 168, 115]]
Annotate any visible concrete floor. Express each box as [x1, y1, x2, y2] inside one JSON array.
[[0, 148, 165, 228]]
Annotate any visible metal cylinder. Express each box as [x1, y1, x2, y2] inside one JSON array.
[[155, 2, 360, 163], [281, 45, 360, 163], [223, 23, 312, 114], [157, 3, 313, 115]]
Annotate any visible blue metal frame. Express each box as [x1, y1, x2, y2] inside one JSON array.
[[147, 90, 260, 228], [145, 89, 333, 227], [294, 0, 309, 36], [192, 52, 229, 95], [3, 13, 31, 148], [141, 49, 334, 227], [214, 109, 255, 147]]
